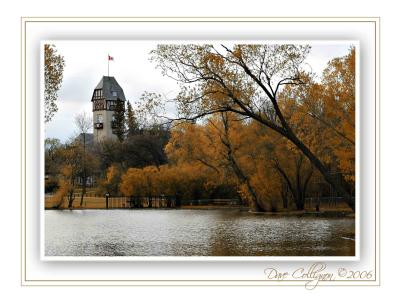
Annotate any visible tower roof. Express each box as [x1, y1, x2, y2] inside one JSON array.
[[93, 76, 126, 101]]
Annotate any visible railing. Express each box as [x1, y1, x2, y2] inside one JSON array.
[[179, 199, 242, 206], [304, 196, 355, 208], [125, 196, 177, 208], [45, 194, 178, 209]]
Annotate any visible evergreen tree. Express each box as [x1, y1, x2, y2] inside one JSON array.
[[126, 101, 139, 137], [113, 100, 126, 142]]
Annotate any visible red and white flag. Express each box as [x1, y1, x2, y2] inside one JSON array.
[[108, 54, 114, 61]]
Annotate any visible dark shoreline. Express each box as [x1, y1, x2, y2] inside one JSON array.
[[44, 207, 354, 218]]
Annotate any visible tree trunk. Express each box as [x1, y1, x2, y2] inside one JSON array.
[[274, 156, 311, 211], [80, 134, 86, 206], [80, 176, 86, 207], [228, 151, 262, 212], [295, 157, 304, 210], [280, 184, 289, 209], [229, 66, 355, 211], [219, 113, 263, 212], [68, 190, 75, 208], [294, 191, 305, 210], [284, 130, 355, 211]]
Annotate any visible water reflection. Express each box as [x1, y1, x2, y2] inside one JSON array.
[[45, 209, 355, 256]]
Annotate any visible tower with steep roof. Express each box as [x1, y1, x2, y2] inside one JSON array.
[[91, 76, 126, 142]]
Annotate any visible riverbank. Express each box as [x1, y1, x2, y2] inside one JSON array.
[[45, 206, 354, 218], [180, 205, 354, 217], [45, 194, 354, 217]]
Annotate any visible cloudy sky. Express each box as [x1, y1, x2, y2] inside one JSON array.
[[44, 41, 352, 142]]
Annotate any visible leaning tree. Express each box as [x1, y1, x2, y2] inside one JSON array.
[[150, 44, 355, 211]]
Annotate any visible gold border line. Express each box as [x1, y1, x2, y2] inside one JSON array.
[[21, 16, 380, 286]]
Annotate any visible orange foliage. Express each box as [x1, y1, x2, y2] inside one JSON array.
[[118, 47, 355, 211]]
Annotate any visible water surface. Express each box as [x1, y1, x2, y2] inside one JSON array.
[[45, 209, 355, 256]]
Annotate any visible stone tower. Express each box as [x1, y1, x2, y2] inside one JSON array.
[[91, 76, 126, 142]]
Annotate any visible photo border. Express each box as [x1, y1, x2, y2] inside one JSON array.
[[40, 39, 360, 263]]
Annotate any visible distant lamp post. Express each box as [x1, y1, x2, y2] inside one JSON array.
[[105, 192, 110, 209]]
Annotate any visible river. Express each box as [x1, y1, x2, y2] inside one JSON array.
[[45, 209, 355, 256]]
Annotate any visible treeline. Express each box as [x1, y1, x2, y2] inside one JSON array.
[[46, 47, 355, 212], [45, 122, 171, 205]]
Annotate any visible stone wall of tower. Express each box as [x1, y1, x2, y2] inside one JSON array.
[[93, 110, 118, 143]]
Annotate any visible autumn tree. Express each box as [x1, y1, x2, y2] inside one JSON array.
[[150, 44, 355, 211], [320, 47, 355, 183], [271, 149, 314, 210], [120, 167, 148, 197], [56, 139, 100, 208], [275, 48, 356, 199], [119, 162, 218, 204], [45, 138, 62, 176], [44, 138, 62, 193], [308, 47, 355, 147], [44, 44, 65, 123], [209, 113, 262, 211], [165, 122, 222, 175], [101, 164, 123, 195], [120, 166, 160, 207], [56, 142, 82, 208], [165, 116, 263, 210]]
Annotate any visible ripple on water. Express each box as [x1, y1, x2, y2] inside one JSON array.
[[45, 209, 355, 256]]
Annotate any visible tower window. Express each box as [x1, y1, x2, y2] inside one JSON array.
[[94, 89, 103, 99], [112, 91, 117, 97], [96, 114, 103, 123]]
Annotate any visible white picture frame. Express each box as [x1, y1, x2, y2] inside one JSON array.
[[21, 17, 379, 287]]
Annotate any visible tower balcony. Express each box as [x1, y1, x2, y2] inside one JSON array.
[[94, 122, 103, 129]]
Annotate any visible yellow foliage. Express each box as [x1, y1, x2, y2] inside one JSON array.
[[116, 47, 356, 210]]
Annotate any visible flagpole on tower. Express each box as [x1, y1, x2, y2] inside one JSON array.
[[107, 54, 114, 77]]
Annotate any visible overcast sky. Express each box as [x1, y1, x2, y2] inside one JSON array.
[[44, 41, 352, 142]]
